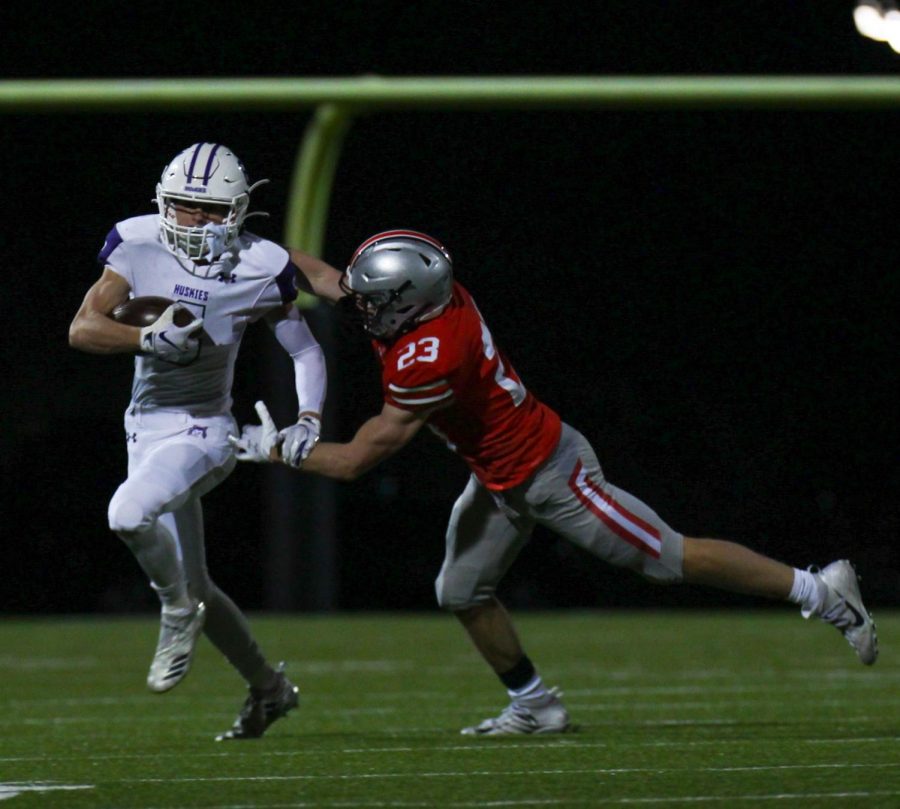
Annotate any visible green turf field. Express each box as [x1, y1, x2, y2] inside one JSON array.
[[1, 610, 897, 807]]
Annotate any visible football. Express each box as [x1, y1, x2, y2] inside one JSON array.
[[110, 296, 196, 328]]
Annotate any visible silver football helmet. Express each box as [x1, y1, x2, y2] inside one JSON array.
[[155, 142, 268, 261], [342, 230, 454, 339]]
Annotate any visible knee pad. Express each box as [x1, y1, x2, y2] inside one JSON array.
[[108, 474, 191, 536], [108, 491, 156, 536], [435, 565, 493, 611]]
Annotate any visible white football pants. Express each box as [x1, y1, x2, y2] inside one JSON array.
[[107, 407, 269, 683]]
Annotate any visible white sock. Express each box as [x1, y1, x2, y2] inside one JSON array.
[[508, 674, 549, 706], [153, 583, 193, 614], [789, 568, 826, 617]]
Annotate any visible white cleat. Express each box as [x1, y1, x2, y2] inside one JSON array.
[[805, 560, 878, 666], [461, 687, 573, 736], [146, 600, 206, 693]]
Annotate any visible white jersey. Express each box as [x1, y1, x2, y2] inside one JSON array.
[[99, 214, 298, 414]]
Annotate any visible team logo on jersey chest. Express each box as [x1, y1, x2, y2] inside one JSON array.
[[173, 283, 209, 302]]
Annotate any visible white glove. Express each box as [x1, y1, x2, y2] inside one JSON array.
[[228, 401, 280, 463], [279, 414, 321, 468], [139, 303, 203, 365]]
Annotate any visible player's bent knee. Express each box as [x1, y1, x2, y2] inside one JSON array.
[[435, 567, 494, 611], [108, 495, 156, 536], [436, 590, 483, 611], [636, 548, 685, 585]]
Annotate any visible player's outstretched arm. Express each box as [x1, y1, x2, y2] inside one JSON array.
[[288, 249, 344, 303], [230, 402, 427, 478], [301, 403, 428, 481], [68, 267, 141, 354]]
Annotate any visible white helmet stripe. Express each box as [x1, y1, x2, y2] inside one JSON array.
[[350, 229, 448, 266]]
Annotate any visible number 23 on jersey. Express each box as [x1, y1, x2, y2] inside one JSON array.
[[396, 323, 526, 407], [397, 337, 440, 369]]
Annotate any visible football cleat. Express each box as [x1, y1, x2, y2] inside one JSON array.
[[146, 600, 206, 693], [804, 560, 878, 666], [215, 662, 299, 741], [461, 687, 572, 736]]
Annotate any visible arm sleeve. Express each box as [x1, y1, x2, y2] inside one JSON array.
[[271, 307, 327, 416]]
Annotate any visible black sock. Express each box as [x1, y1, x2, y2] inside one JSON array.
[[498, 654, 536, 691]]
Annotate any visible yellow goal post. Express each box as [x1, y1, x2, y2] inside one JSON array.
[[5, 74, 900, 279], [8, 74, 900, 609]]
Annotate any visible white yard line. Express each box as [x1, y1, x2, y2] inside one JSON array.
[[123, 761, 900, 784], [0, 656, 98, 670], [2, 735, 897, 763], [0, 782, 93, 802], [7, 678, 888, 710], [148, 794, 900, 809]]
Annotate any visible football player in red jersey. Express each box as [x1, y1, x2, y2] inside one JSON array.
[[233, 230, 878, 735]]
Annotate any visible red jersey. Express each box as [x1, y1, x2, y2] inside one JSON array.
[[374, 282, 562, 490]]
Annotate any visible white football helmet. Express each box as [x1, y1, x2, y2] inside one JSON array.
[[155, 142, 268, 261], [341, 230, 454, 339]]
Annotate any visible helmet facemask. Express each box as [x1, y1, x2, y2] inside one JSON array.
[[158, 193, 249, 261], [339, 273, 416, 339]]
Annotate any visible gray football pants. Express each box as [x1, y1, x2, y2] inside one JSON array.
[[435, 423, 685, 610]]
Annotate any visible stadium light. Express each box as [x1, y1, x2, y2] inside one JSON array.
[[853, 1, 900, 51], [855, 0, 889, 40], [887, 7, 900, 52]]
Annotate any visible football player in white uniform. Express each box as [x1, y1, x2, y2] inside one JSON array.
[[69, 142, 335, 740]]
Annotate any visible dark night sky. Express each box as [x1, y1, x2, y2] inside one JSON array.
[[1, 2, 897, 614]]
